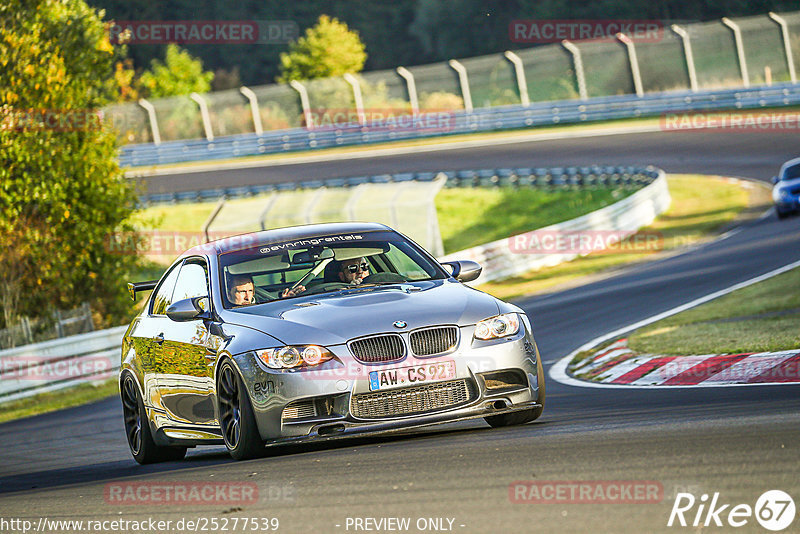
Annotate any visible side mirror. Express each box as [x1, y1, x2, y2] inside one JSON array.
[[771, 176, 779, 185], [441, 260, 482, 283], [166, 297, 210, 322]]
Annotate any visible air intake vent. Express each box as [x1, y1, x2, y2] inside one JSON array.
[[351, 379, 476, 419], [410, 326, 459, 356], [282, 400, 317, 421], [349, 334, 405, 363]]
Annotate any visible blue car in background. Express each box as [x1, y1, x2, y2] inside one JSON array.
[[773, 157, 800, 219]]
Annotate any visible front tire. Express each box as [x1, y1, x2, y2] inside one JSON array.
[[484, 352, 546, 428], [121, 373, 186, 464], [217, 360, 263, 460]]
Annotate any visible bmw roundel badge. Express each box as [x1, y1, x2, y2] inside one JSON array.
[[393, 321, 407, 329]]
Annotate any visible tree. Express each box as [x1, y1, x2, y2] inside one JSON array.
[[136, 44, 214, 98], [277, 15, 366, 82], [0, 0, 141, 328]]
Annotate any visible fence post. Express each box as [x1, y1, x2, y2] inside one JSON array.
[[258, 194, 279, 231], [202, 197, 227, 243], [53, 310, 64, 338], [289, 80, 314, 129], [138, 99, 161, 145], [448, 59, 473, 113], [504, 51, 530, 107], [616, 33, 644, 97], [304, 187, 327, 224], [22, 317, 33, 345], [190, 92, 215, 141], [721, 17, 750, 88], [239, 86, 264, 135], [561, 40, 588, 100], [345, 184, 367, 221], [396, 67, 419, 115], [343, 73, 366, 126], [429, 174, 447, 258], [768, 12, 797, 84], [82, 302, 95, 332], [671, 25, 699, 92]]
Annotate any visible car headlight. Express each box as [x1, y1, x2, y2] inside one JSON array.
[[778, 188, 792, 199], [474, 313, 521, 340], [256, 345, 335, 369]]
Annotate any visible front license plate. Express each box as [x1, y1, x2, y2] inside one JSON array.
[[369, 361, 456, 391]]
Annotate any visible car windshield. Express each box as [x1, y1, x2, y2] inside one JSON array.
[[218, 230, 447, 307], [782, 164, 800, 181]]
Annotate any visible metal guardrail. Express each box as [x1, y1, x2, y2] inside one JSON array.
[[121, 83, 800, 169], [140, 164, 659, 205], [0, 326, 126, 403]]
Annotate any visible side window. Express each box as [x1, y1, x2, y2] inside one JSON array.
[[150, 262, 182, 316], [172, 260, 210, 303]]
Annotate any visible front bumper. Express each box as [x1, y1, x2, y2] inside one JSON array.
[[264, 399, 543, 447], [233, 324, 543, 445]]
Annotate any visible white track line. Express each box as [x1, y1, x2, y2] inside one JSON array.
[[549, 258, 800, 389]]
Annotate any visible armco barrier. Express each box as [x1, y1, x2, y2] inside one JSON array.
[[438, 168, 670, 284], [0, 166, 665, 404], [0, 326, 127, 403], [120, 83, 800, 168], [140, 164, 658, 205]]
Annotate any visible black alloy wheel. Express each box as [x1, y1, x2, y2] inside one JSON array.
[[217, 360, 263, 460], [121, 373, 186, 464]]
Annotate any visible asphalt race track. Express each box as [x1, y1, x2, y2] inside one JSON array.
[[1, 129, 799, 533], [137, 129, 797, 194]]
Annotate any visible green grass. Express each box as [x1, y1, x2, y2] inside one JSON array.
[[132, 186, 634, 261], [478, 174, 752, 300], [628, 266, 800, 355], [436, 187, 630, 253], [0, 379, 119, 424]]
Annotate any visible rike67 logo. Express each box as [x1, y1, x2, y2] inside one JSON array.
[[668, 490, 796, 531]]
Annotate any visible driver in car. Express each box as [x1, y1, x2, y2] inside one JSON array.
[[228, 275, 255, 305], [229, 274, 305, 303]]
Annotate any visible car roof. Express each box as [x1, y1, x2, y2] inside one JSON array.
[[180, 222, 393, 258], [780, 157, 800, 175]]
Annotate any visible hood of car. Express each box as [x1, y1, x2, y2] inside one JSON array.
[[224, 279, 500, 346]]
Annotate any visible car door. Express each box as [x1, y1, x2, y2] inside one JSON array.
[[157, 257, 218, 426], [132, 261, 181, 411]]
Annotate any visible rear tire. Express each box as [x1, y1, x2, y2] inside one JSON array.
[[121, 373, 187, 464], [217, 360, 263, 460]]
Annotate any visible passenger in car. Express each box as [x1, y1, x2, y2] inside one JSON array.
[[338, 257, 370, 285]]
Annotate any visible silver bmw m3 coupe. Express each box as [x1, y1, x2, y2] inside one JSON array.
[[120, 223, 545, 463]]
